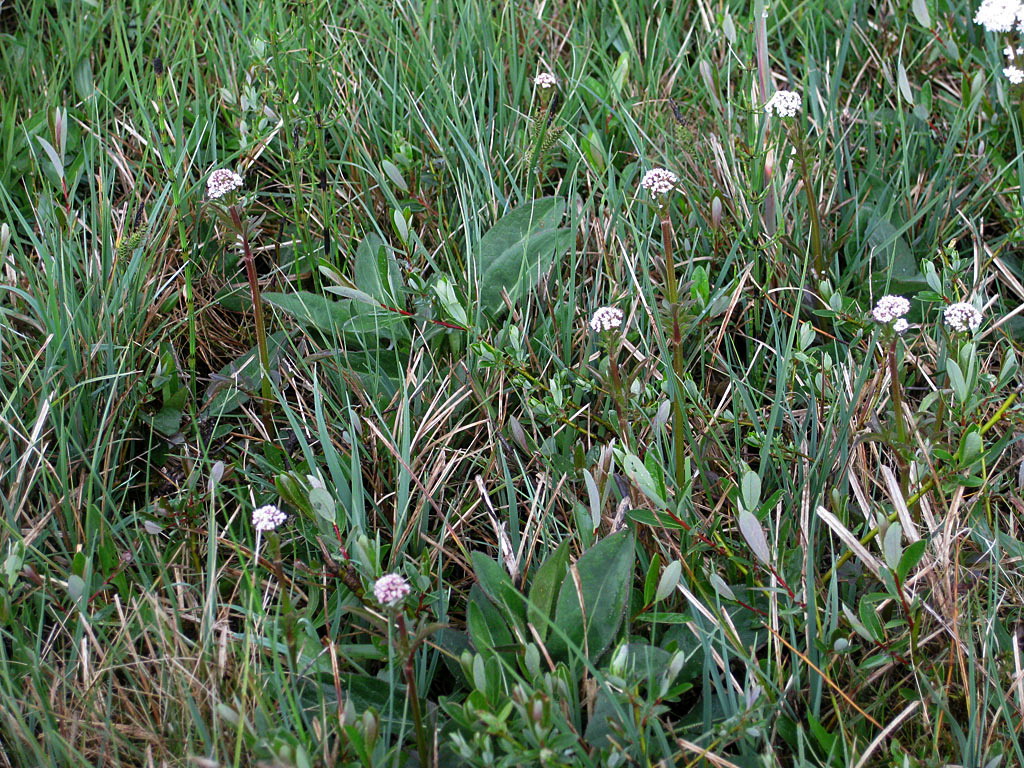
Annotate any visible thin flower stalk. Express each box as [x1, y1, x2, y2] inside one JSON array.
[[660, 213, 688, 487], [229, 205, 274, 422]]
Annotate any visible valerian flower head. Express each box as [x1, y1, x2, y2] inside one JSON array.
[[373, 573, 411, 607], [207, 169, 243, 200], [589, 306, 624, 333], [943, 302, 983, 333], [534, 72, 559, 90], [765, 90, 802, 118], [1005, 65, 1024, 84], [871, 295, 911, 324], [639, 168, 679, 198], [892, 318, 910, 335], [252, 504, 287, 532], [974, 0, 1024, 32]]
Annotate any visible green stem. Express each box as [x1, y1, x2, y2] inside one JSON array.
[[397, 615, 431, 768], [661, 215, 687, 489], [793, 129, 824, 277], [230, 206, 274, 424], [887, 339, 907, 450]]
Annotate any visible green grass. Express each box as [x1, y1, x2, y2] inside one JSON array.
[[2, 0, 1024, 765]]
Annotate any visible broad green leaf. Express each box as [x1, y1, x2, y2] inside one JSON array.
[[627, 508, 685, 529], [309, 487, 335, 523], [737, 509, 771, 566], [882, 523, 902, 571], [67, 574, 86, 604], [380, 159, 408, 193], [477, 197, 572, 316], [467, 584, 515, 657], [622, 451, 668, 507], [472, 552, 526, 629], [548, 530, 635, 664], [740, 470, 761, 512], [655, 559, 682, 603], [527, 539, 570, 640], [959, 426, 983, 465], [897, 59, 913, 105], [896, 539, 927, 583], [945, 359, 967, 404], [263, 290, 408, 342], [912, 0, 930, 27], [643, 553, 662, 604]]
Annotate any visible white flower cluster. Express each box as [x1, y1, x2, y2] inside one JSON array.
[[207, 169, 243, 199], [871, 295, 911, 325], [639, 168, 679, 198], [975, 0, 1024, 32], [534, 72, 559, 89], [765, 90, 802, 118], [943, 302, 983, 333], [373, 573, 411, 606], [589, 306, 624, 333], [252, 504, 287, 532], [975, 2, 1024, 81]]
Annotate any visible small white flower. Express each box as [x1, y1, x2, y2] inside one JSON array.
[[943, 302, 983, 333], [207, 169, 243, 199], [1004, 44, 1024, 58], [1005, 65, 1024, 84], [765, 89, 802, 118], [589, 306, 624, 333], [974, 0, 1024, 32], [534, 72, 559, 90], [639, 168, 679, 198], [373, 573, 411, 606], [871, 295, 911, 324], [892, 318, 910, 335], [252, 504, 287, 532]]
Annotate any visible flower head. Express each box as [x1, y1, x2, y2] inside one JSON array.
[[207, 169, 243, 200], [589, 306, 624, 333], [871, 295, 910, 325], [373, 573, 411, 606], [252, 504, 287, 532], [975, 0, 1024, 32], [639, 168, 679, 198], [1005, 65, 1024, 84], [943, 302, 983, 333], [892, 318, 910, 335], [534, 72, 559, 90], [765, 90, 802, 118]]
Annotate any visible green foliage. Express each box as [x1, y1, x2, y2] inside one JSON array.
[[2, 0, 1024, 766]]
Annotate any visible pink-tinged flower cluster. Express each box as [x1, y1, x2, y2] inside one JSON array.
[[589, 306, 624, 333], [943, 302, 983, 333], [252, 504, 287, 532], [207, 169, 243, 199], [639, 168, 679, 198], [534, 72, 559, 89], [373, 573, 411, 606], [871, 295, 910, 325], [765, 90, 802, 118]]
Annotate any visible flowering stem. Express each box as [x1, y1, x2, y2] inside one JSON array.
[[230, 206, 274, 423], [606, 334, 635, 448], [886, 338, 908, 450], [396, 614, 432, 768], [792, 129, 824, 277], [660, 215, 688, 488]]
